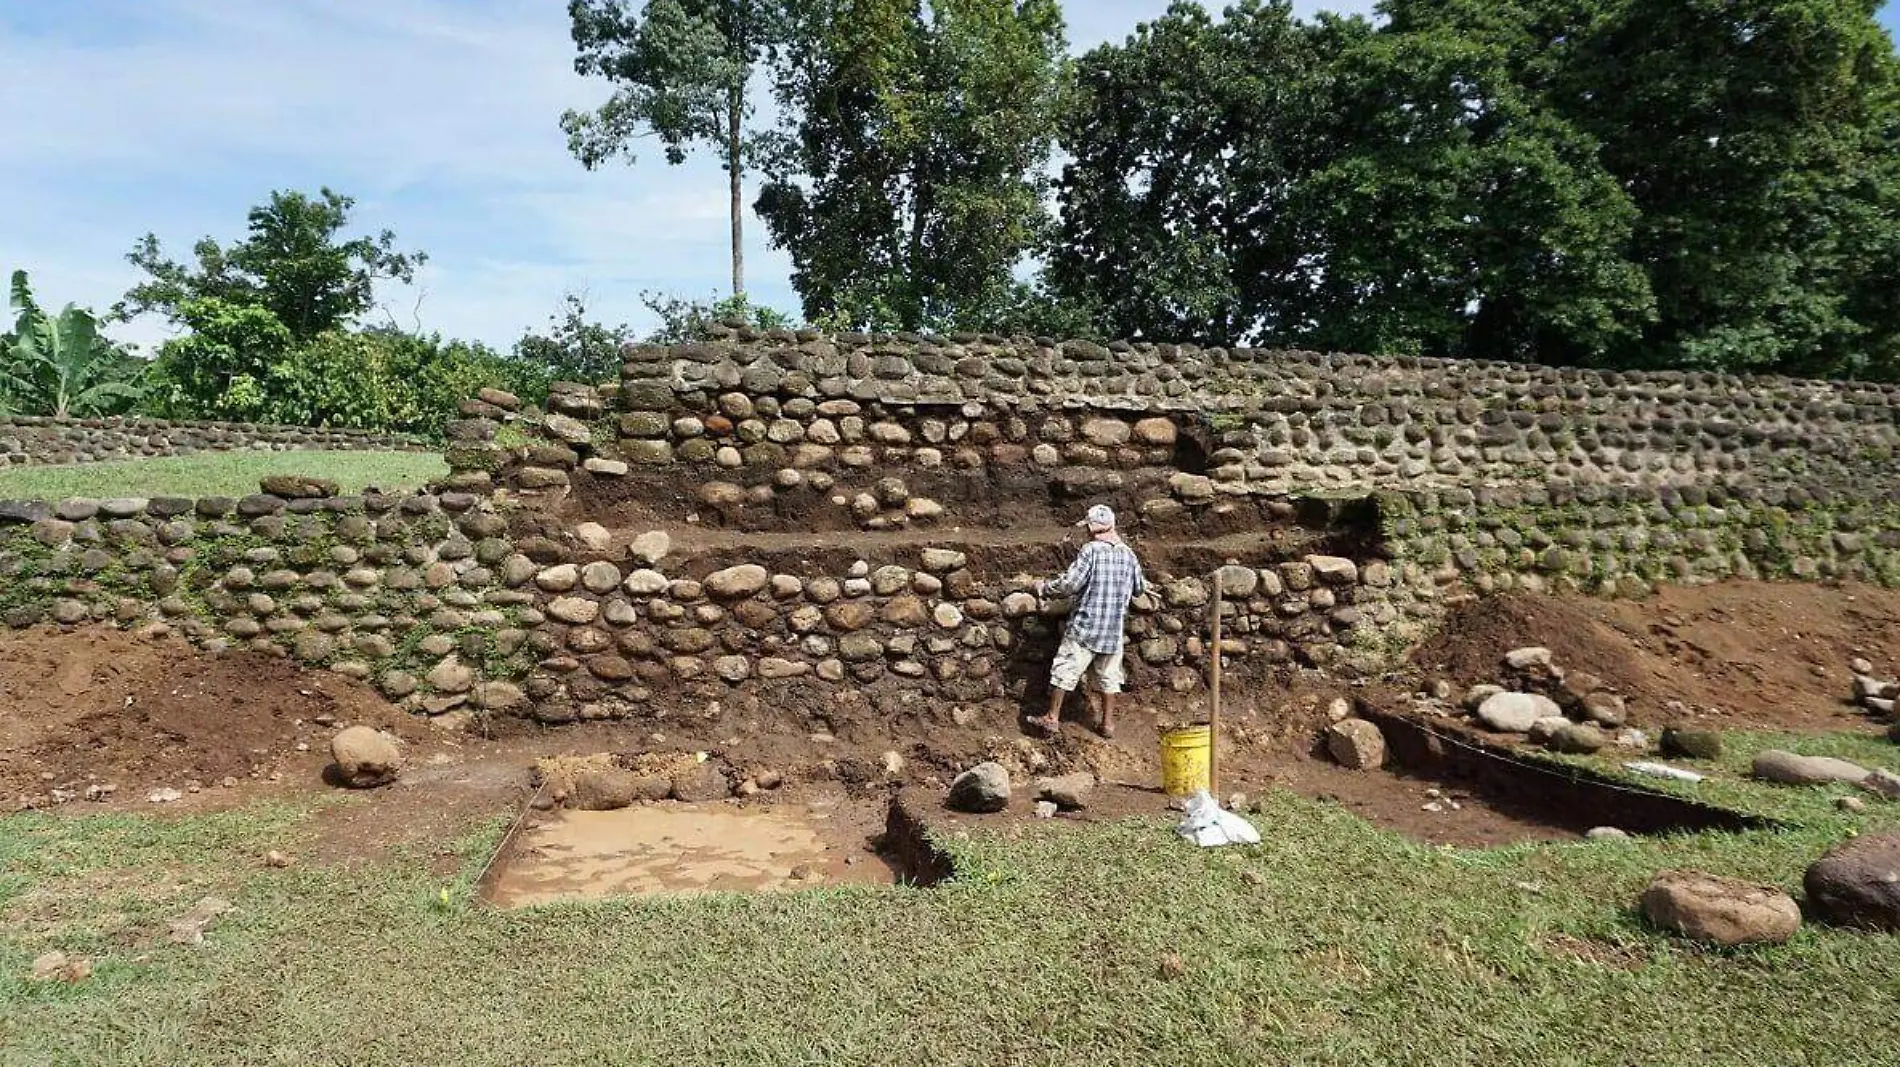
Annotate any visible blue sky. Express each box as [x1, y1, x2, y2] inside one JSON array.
[[1, 0, 1890, 352]]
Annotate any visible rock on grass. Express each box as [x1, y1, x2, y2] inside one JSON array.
[[1805, 833, 1900, 931], [1641, 869, 1800, 946], [1752, 750, 1871, 786]]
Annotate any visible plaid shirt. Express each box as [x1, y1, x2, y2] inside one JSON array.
[[1043, 538, 1146, 654]]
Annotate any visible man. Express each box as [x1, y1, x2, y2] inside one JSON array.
[[1029, 504, 1147, 739]]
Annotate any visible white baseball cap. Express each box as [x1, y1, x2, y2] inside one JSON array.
[[1076, 504, 1116, 530]]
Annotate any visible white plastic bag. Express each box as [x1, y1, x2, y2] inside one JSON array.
[[1623, 761, 1705, 784], [1174, 790, 1261, 847]]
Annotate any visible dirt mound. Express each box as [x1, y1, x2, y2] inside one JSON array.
[[0, 626, 418, 805], [1412, 581, 1900, 731]]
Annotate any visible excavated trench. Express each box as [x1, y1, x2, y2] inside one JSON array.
[[1353, 703, 1778, 838]]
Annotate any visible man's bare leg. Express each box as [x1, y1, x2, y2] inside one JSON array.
[[1030, 686, 1068, 734], [1097, 692, 1117, 739]]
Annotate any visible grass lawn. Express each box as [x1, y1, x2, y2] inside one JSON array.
[[4, 732, 1900, 1066], [0, 451, 447, 501]]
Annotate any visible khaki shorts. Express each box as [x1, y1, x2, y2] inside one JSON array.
[[1050, 636, 1125, 694]]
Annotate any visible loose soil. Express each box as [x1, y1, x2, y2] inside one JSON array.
[[0, 626, 422, 805], [1411, 580, 1900, 732], [480, 793, 898, 907]]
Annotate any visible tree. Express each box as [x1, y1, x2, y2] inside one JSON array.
[[3, 271, 145, 418], [565, 0, 790, 297], [144, 299, 296, 421], [512, 293, 633, 391], [1051, 2, 1348, 344], [121, 188, 426, 342], [756, 0, 1069, 331]]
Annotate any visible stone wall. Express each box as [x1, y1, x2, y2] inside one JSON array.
[[12, 329, 1900, 724], [0, 490, 534, 722], [0, 415, 425, 466]]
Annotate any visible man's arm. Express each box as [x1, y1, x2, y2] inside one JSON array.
[[1040, 545, 1096, 599], [1132, 555, 1147, 598]]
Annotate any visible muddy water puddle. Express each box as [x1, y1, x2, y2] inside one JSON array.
[[483, 798, 896, 906]]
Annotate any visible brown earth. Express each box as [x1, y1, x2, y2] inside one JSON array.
[[1411, 580, 1900, 732], [0, 626, 425, 805], [9, 578, 1897, 873]]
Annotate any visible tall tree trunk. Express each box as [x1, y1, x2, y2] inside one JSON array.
[[728, 85, 746, 298]]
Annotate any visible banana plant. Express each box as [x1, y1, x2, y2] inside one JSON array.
[[5, 270, 146, 418]]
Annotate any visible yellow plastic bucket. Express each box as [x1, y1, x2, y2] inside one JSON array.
[[1159, 725, 1211, 797]]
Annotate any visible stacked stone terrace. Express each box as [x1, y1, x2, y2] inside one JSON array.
[[0, 414, 424, 467], [6, 329, 1900, 726]]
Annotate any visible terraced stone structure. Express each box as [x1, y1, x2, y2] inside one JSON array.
[[0, 414, 424, 466], [8, 328, 1900, 725]]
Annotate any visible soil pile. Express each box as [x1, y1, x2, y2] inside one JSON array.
[[1412, 581, 1900, 730], [0, 626, 415, 805]]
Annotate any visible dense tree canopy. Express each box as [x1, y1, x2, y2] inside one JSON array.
[[757, 0, 1069, 331], [122, 188, 425, 343], [1049, 0, 1900, 377]]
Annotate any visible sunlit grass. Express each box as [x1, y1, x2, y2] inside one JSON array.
[[4, 733, 1900, 1067]]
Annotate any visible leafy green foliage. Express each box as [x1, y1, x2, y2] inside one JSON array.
[[757, 0, 1069, 331], [2, 270, 146, 418], [565, 0, 791, 294], [639, 290, 793, 343], [1051, 0, 1900, 376], [147, 300, 527, 438], [511, 293, 633, 392], [121, 188, 425, 342]]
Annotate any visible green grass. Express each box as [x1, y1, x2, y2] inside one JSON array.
[[5, 743, 1900, 1066], [0, 451, 448, 501]]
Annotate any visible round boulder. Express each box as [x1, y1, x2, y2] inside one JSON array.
[[1753, 749, 1871, 786], [705, 564, 770, 599], [1325, 718, 1388, 770], [948, 762, 1010, 813], [1477, 691, 1561, 733], [671, 761, 733, 803], [330, 726, 402, 788], [1661, 728, 1723, 760], [1641, 869, 1801, 946], [1805, 832, 1900, 931]]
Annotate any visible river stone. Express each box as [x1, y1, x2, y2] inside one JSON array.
[[1580, 691, 1627, 727], [1325, 718, 1387, 769], [1504, 646, 1553, 671], [1033, 772, 1095, 811], [706, 564, 769, 599], [948, 762, 1011, 813], [548, 597, 600, 625], [570, 769, 642, 811], [260, 474, 339, 499], [624, 569, 668, 596], [1805, 832, 1900, 931], [1753, 749, 1872, 786], [1661, 728, 1723, 760], [581, 561, 622, 594], [1477, 691, 1560, 733], [330, 726, 402, 788], [1547, 722, 1607, 755], [1641, 869, 1801, 946], [671, 762, 732, 803], [629, 530, 671, 565]]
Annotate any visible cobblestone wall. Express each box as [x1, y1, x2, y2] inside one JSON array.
[[0, 415, 425, 466]]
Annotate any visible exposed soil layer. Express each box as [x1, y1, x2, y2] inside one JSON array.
[[0, 627, 423, 804], [1411, 581, 1900, 731], [560, 467, 1382, 560], [1357, 704, 1775, 837]]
